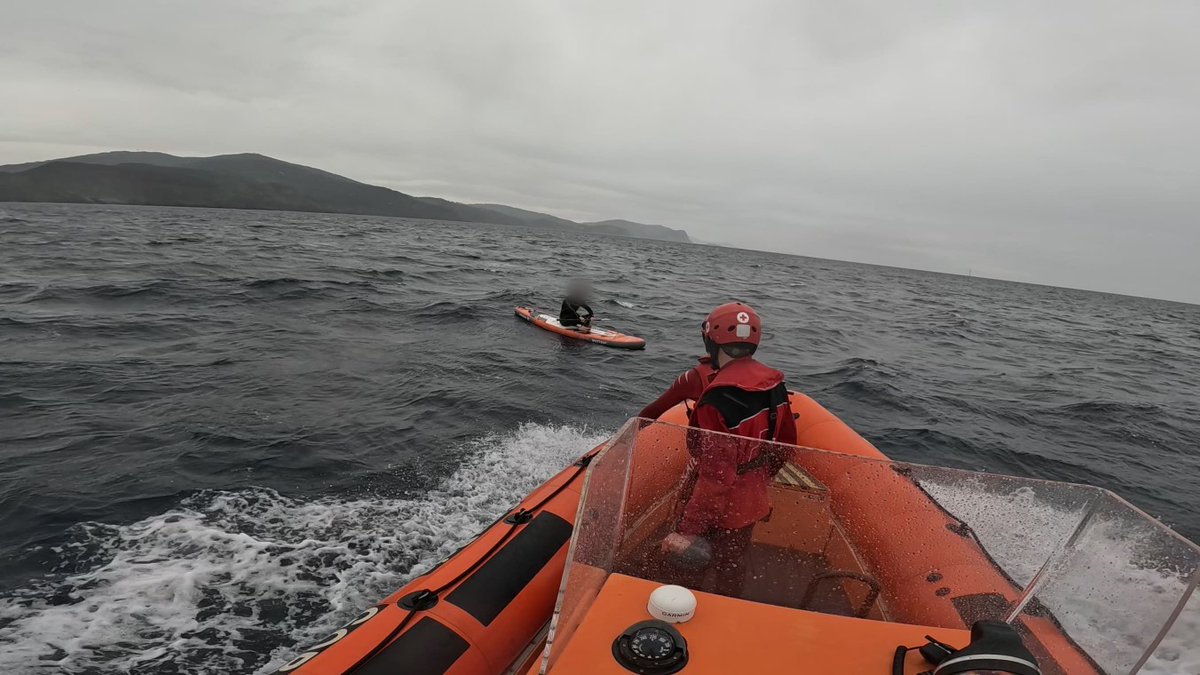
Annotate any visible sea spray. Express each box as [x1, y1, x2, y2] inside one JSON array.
[[922, 480, 1200, 674]]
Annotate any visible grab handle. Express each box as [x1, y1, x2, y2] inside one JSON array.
[[800, 571, 882, 619]]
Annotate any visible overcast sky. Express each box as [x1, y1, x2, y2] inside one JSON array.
[[2, 1, 1197, 302]]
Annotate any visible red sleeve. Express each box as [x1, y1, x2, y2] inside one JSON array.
[[638, 366, 705, 419], [675, 404, 737, 536]]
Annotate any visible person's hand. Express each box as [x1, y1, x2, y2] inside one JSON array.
[[660, 532, 697, 555]]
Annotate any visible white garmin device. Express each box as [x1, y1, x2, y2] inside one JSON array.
[[647, 585, 697, 623]]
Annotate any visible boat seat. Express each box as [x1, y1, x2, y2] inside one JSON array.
[[773, 461, 827, 493]]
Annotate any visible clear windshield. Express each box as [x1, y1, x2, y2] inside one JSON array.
[[542, 419, 1199, 675]]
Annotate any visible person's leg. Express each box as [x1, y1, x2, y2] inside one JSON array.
[[710, 525, 755, 597], [654, 553, 707, 589]]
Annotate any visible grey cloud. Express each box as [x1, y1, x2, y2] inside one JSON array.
[[2, 0, 1197, 302]]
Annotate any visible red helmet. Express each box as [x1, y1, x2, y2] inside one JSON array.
[[702, 302, 761, 347]]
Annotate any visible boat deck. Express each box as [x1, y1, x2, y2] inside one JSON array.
[[612, 531, 856, 617]]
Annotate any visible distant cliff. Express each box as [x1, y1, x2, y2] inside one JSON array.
[[0, 151, 690, 243]]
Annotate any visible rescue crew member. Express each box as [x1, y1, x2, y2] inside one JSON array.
[[658, 302, 796, 595], [559, 279, 594, 330]]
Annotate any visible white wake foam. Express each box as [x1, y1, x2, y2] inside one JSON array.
[[922, 480, 1199, 674], [0, 423, 607, 675]]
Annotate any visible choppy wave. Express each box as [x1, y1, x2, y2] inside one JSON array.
[[0, 423, 605, 675], [18, 281, 186, 303]]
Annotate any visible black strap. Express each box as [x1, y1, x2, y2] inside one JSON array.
[[735, 445, 774, 475], [763, 383, 786, 443], [735, 384, 788, 475]]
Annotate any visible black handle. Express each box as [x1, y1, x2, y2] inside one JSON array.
[[800, 570, 882, 619]]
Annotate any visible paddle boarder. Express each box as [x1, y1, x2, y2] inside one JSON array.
[[559, 279, 594, 331]]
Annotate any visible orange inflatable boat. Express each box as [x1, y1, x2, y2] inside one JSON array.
[[274, 393, 1198, 675], [515, 306, 646, 350]]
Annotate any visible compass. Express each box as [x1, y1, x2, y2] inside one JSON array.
[[612, 620, 689, 674]]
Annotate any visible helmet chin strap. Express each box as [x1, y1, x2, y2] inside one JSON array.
[[704, 337, 723, 369]]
